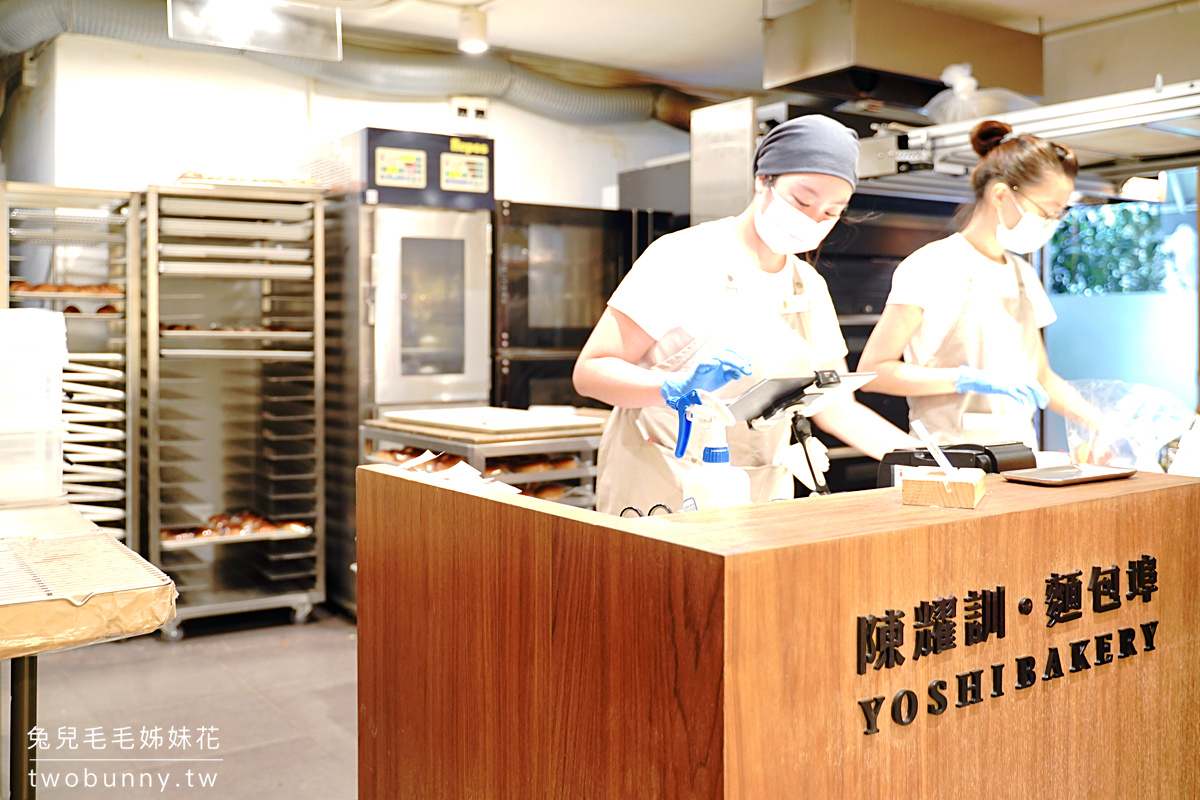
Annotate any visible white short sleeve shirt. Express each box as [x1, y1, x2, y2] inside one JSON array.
[[608, 217, 848, 368], [886, 232, 1057, 366]]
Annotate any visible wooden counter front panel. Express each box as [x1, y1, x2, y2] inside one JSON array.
[[356, 467, 726, 799], [723, 478, 1200, 799]]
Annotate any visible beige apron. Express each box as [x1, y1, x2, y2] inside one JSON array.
[[908, 259, 1041, 447], [596, 260, 816, 516]]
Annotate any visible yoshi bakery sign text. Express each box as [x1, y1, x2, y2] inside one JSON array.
[[854, 554, 1160, 735]]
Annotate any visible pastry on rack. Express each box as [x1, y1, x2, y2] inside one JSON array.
[[426, 454, 464, 472], [513, 459, 553, 473], [160, 528, 196, 541], [532, 483, 570, 501]]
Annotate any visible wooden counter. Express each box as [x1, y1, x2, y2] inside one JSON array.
[[356, 467, 1200, 799]]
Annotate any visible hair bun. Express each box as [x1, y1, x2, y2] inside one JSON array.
[[970, 120, 1013, 158]]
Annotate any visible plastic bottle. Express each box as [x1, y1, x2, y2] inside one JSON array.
[[669, 389, 751, 511]]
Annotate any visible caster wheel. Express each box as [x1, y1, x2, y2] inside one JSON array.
[[291, 604, 313, 625], [160, 625, 184, 643]]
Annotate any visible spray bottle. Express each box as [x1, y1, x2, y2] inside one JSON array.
[[669, 389, 751, 511]]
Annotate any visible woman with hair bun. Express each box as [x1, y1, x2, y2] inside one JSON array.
[[859, 119, 1101, 447]]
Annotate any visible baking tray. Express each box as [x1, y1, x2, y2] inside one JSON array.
[[1001, 464, 1138, 486], [64, 442, 127, 463], [64, 485, 127, 503], [159, 329, 313, 341], [72, 504, 128, 523], [159, 261, 313, 280], [64, 422, 125, 443], [158, 242, 312, 261], [158, 197, 312, 222], [8, 228, 125, 246], [63, 464, 126, 482], [161, 524, 313, 551], [10, 208, 126, 226], [11, 290, 124, 300], [63, 401, 126, 423], [63, 382, 126, 403], [159, 218, 313, 241], [381, 406, 606, 434], [160, 348, 314, 360], [0, 529, 175, 660]]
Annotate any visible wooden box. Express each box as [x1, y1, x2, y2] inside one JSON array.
[[900, 466, 987, 508]]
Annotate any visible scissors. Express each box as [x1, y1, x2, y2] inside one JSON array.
[[619, 503, 672, 517]]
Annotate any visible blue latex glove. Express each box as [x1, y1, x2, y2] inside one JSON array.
[[955, 365, 1049, 409], [660, 350, 752, 403]]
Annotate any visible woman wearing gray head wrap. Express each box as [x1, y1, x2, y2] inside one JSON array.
[[575, 114, 921, 515]]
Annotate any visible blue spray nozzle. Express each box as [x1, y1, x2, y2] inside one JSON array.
[[668, 390, 702, 458]]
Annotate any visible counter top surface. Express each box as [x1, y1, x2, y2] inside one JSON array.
[[364, 465, 1199, 556], [615, 471, 1200, 555]]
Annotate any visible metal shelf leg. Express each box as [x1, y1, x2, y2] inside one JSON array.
[[10, 655, 37, 800]]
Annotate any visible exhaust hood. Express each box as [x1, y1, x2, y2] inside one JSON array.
[[858, 77, 1200, 201], [763, 0, 1042, 108]]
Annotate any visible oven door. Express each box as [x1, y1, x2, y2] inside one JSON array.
[[493, 349, 609, 410], [494, 202, 633, 351], [373, 206, 491, 406]]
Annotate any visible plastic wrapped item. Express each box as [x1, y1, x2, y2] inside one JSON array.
[[922, 63, 1040, 124], [1064, 380, 1198, 472], [1162, 419, 1200, 476], [0, 308, 69, 504]]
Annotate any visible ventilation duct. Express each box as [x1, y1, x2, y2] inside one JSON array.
[[762, 0, 1042, 109], [0, 0, 703, 129]]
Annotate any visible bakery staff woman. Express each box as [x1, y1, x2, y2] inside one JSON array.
[[858, 120, 1100, 446], [574, 115, 920, 516]]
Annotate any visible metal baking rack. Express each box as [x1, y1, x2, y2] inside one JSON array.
[[359, 418, 602, 511], [2, 182, 141, 547], [141, 184, 325, 640]]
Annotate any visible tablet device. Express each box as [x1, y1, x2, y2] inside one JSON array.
[[1000, 464, 1137, 486], [726, 376, 815, 422], [725, 372, 877, 422]]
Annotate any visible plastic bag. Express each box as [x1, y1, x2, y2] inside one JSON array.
[[922, 63, 1041, 124], [1064, 379, 1198, 471]]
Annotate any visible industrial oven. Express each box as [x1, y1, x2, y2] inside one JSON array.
[[491, 201, 686, 409], [305, 128, 494, 613]]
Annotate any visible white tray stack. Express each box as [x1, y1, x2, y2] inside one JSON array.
[[2, 184, 140, 544]]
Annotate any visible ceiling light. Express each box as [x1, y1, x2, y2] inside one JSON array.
[[458, 7, 488, 54]]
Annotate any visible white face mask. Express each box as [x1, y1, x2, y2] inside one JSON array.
[[754, 188, 839, 255], [995, 201, 1062, 255]]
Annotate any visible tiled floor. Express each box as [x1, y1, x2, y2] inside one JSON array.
[[2, 607, 358, 799]]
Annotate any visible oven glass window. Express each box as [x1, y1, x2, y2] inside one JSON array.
[[528, 224, 608, 330], [400, 237, 465, 375]]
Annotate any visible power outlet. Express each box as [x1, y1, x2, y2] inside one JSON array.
[[449, 96, 490, 137]]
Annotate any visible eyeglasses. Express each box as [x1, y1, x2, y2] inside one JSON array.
[[1010, 186, 1071, 222]]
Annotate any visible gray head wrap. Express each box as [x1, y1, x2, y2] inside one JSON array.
[[753, 115, 859, 190]]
